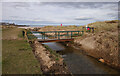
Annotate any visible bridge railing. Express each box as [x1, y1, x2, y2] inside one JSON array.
[[32, 31, 84, 40]]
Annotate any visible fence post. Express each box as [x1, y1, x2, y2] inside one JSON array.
[[24, 30, 29, 42]]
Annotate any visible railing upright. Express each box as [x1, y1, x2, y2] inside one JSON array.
[[71, 31, 72, 39], [55, 31, 57, 38], [67, 31, 69, 39], [81, 31, 84, 36], [44, 32, 45, 40], [42, 32, 43, 39], [78, 31, 79, 35], [58, 31, 60, 40]]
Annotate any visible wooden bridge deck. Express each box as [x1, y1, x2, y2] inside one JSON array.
[[38, 38, 74, 43]]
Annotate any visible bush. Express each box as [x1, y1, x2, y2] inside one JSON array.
[[26, 30, 37, 40]]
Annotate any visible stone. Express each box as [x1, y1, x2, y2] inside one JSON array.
[[99, 59, 105, 63]]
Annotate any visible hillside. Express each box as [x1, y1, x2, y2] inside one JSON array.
[[74, 20, 119, 69]]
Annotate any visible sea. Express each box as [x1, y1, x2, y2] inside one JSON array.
[[29, 24, 83, 27]]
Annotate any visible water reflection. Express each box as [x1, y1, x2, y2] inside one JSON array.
[[42, 42, 65, 51]]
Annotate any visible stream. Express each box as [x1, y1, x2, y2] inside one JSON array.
[[32, 32, 119, 74]]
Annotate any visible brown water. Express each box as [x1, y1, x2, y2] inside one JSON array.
[[42, 42, 119, 74]]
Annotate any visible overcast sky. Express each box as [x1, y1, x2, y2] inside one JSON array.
[[2, 2, 118, 25]]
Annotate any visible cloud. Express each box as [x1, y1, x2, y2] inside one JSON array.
[[12, 2, 30, 7], [1, 0, 120, 2], [41, 2, 117, 9], [2, 2, 118, 25], [75, 16, 93, 20]]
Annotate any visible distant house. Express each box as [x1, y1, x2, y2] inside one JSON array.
[[0, 22, 10, 25]]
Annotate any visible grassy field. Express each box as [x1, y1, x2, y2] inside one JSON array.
[[2, 27, 42, 74]]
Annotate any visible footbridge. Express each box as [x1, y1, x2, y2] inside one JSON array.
[[32, 31, 84, 43]]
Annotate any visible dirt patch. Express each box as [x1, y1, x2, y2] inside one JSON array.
[[2, 27, 24, 40]]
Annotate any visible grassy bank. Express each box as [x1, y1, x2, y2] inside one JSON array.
[[2, 27, 42, 74]]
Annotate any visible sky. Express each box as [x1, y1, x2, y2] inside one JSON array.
[[1, 2, 118, 26]]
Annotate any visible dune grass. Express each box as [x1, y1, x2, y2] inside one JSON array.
[[86, 20, 118, 33], [40, 20, 118, 33]]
